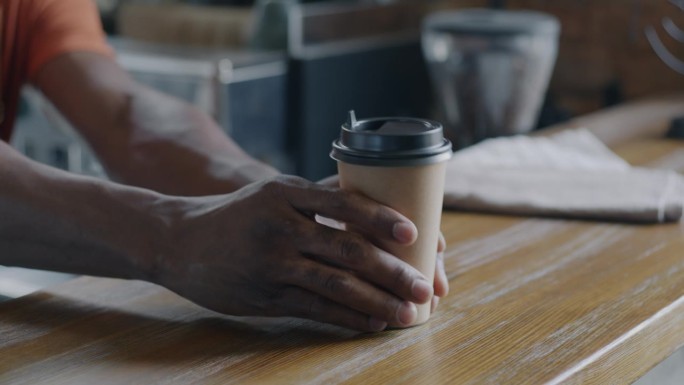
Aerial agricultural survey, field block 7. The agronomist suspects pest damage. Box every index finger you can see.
[279,178,418,245]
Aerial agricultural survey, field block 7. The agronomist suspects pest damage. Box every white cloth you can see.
[444,129,684,223]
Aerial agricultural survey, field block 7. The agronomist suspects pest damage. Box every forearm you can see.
[95,85,280,195]
[34,53,280,197]
[0,141,167,280]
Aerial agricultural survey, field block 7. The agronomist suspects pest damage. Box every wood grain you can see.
[2,96,684,384]
[541,93,684,147]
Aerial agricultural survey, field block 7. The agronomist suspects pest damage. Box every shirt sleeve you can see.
[26,0,114,81]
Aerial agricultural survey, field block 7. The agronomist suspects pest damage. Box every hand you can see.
[154,176,434,332]
[320,174,450,313]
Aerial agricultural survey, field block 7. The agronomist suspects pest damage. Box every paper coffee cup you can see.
[331,112,452,327]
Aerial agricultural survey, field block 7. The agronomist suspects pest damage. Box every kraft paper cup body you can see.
[337,161,448,326]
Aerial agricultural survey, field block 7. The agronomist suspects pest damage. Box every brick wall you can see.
[508,0,684,115]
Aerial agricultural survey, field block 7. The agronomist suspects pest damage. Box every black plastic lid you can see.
[330,112,452,167]
[424,9,560,37]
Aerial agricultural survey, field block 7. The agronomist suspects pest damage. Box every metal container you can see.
[423,9,560,148]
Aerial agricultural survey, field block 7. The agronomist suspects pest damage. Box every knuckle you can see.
[337,236,365,264]
[318,226,337,245]
[375,297,403,325]
[303,264,321,284]
[372,206,396,228]
[306,295,325,317]
[323,273,352,295]
[320,187,363,213]
[392,264,413,289]
[324,190,353,211]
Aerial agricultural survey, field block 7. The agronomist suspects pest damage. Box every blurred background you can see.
[12,0,684,184]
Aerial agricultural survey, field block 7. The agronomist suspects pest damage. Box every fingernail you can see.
[397,301,417,326]
[438,233,446,252]
[431,296,440,314]
[440,273,450,297]
[412,279,433,303]
[393,222,417,244]
[369,317,388,332]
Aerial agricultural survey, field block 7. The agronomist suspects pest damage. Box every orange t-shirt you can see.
[0,0,113,142]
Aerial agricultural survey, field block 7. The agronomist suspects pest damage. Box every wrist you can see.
[131,193,186,284]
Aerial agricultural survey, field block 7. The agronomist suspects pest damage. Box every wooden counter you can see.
[2,96,684,384]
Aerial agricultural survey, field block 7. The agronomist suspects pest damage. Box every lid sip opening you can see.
[348,110,358,130]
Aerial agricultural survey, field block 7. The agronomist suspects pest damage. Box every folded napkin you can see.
[444,129,684,223]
